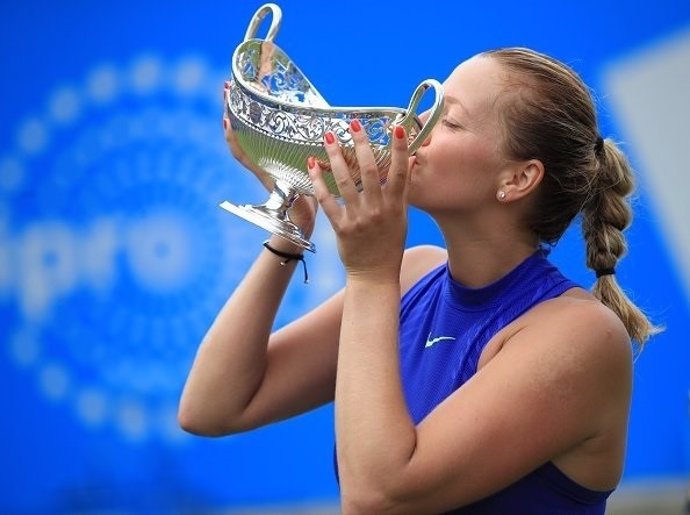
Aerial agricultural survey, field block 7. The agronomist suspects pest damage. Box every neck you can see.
[437,217,539,288]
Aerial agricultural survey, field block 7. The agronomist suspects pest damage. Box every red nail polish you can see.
[394,126,405,139]
[307,156,316,169]
[223,118,228,130]
[350,119,362,133]
[325,132,335,145]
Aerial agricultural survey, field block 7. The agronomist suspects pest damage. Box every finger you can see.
[307,156,341,224]
[386,125,410,199]
[223,80,230,114]
[323,130,359,204]
[349,119,383,203]
[222,82,231,136]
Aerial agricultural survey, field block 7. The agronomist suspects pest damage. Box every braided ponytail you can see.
[485,47,661,346]
[582,139,661,345]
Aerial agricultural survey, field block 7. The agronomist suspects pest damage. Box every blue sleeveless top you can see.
[397,249,614,513]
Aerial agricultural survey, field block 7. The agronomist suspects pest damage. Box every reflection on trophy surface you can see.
[221,3,445,252]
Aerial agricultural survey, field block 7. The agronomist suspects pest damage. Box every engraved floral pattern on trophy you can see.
[230,85,408,195]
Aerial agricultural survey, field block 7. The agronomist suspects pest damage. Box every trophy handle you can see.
[399,79,445,155]
[244,3,282,42]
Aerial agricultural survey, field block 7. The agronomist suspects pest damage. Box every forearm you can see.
[336,278,417,498]
[179,235,303,434]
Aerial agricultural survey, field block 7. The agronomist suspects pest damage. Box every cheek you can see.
[428,137,495,180]
[417,139,501,203]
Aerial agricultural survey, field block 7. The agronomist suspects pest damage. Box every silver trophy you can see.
[221,3,444,252]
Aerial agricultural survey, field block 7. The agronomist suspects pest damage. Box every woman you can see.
[179,48,658,514]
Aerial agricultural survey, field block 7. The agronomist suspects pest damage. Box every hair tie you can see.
[594,135,604,155]
[595,268,615,278]
[263,240,309,283]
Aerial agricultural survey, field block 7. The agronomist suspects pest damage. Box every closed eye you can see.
[442,118,463,130]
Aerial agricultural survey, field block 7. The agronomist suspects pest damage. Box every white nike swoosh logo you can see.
[424,334,456,348]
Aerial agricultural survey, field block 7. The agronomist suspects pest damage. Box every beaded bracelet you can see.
[263,240,309,283]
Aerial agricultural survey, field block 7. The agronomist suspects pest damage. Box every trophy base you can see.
[219,200,316,253]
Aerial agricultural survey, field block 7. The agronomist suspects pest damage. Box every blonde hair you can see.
[484,47,661,345]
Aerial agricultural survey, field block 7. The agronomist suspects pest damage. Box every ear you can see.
[497,159,544,202]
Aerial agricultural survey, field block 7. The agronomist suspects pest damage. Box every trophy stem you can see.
[265,178,299,212]
[219,179,316,253]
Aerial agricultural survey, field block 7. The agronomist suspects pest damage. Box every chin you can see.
[406,182,425,208]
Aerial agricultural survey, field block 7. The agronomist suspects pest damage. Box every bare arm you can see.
[178,242,445,436]
[178,236,344,435]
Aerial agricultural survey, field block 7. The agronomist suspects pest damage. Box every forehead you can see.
[442,56,507,113]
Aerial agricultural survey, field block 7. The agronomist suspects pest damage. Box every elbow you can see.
[341,494,382,515]
[341,485,406,515]
[177,397,262,436]
[339,467,428,515]
[341,497,399,515]
[177,405,215,436]
[341,500,376,515]
[177,401,238,437]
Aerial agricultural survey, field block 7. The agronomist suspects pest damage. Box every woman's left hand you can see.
[308,121,410,283]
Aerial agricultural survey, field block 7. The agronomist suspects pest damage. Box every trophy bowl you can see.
[221,3,445,252]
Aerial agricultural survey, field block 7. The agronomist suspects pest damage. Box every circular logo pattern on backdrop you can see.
[0,54,342,442]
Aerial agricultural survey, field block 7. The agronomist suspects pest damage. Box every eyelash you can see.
[442,118,463,130]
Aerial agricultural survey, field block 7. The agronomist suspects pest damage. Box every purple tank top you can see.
[397,249,613,513]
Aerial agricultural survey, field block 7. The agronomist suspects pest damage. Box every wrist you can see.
[263,239,309,284]
[265,235,306,256]
[346,270,400,289]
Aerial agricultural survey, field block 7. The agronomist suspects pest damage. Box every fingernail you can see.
[394,125,405,140]
[223,118,228,130]
[224,80,230,89]
[325,132,335,145]
[307,156,316,169]
[350,119,362,133]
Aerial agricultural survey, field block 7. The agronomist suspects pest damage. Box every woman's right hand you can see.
[222,81,318,241]
[223,81,273,191]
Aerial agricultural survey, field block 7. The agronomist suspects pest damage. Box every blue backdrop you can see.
[1,1,689,513]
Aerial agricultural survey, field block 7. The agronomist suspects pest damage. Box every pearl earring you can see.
[497,191,506,201]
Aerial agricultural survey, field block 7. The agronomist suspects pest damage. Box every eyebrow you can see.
[444,95,470,115]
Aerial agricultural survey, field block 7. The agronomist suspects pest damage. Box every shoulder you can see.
[505,294,632,396]
[532,293,631,351]
[400,245,447,295]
